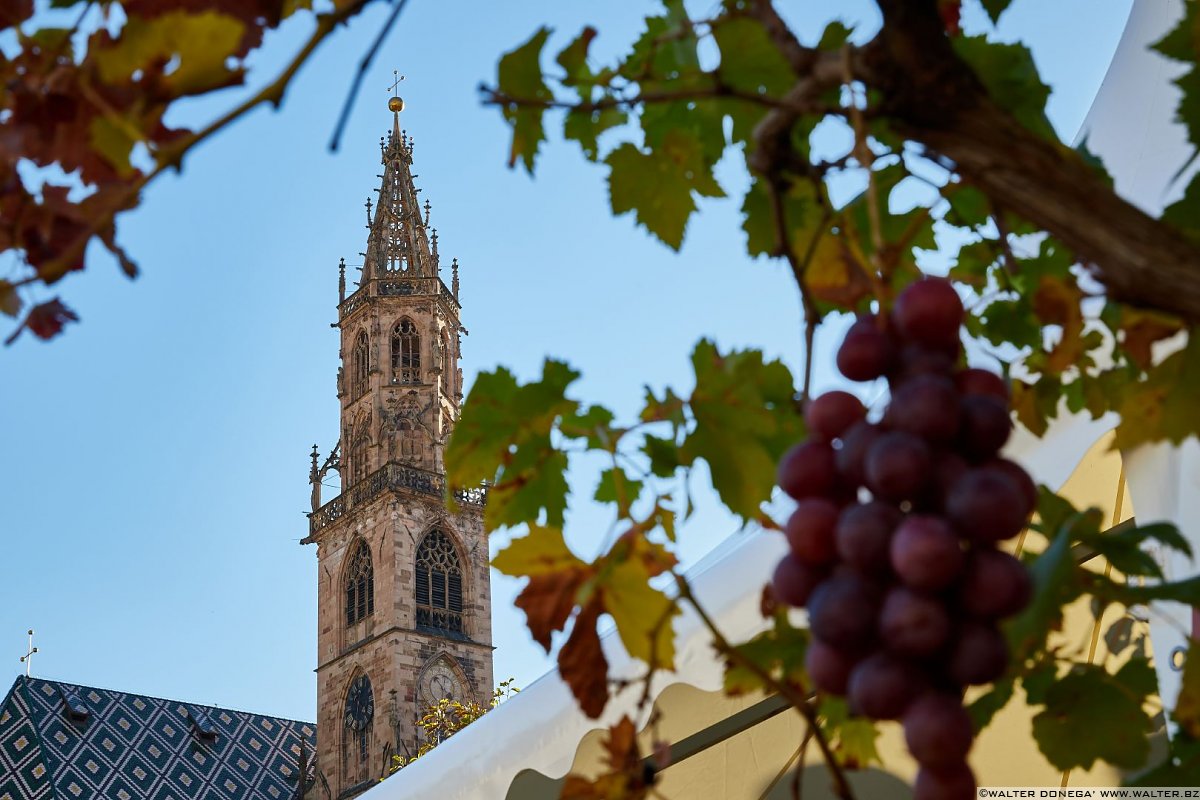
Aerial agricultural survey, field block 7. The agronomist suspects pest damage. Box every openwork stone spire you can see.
[363,103,435,280]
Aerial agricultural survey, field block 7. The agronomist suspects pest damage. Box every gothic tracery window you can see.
[345,540,374,627]
[352,330,369,398]
[391,319,420,384]
[415,531,464,635]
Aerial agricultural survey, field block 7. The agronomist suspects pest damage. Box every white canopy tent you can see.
[362,2,1200,796]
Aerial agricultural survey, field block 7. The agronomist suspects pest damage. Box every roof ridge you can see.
[18,676,314,727]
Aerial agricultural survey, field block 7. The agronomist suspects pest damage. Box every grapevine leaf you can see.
[1031,274,1084,376]
[493,525,591,650]
[594,467,643,516]
[642,434,683,478]
[978,0,1013,24]
[94,11,246,96]
[497,27,552,173]
[711,15,794,97]
[818,697,882,769]
[1118,307,1185,371]
[942,183,991,228]
[606,131,724,250]
[967,676,1015,732]
[602,556,678,666]
[1007,508,1083,661]
[556,26,596,88]
[1032,665,1153,770]
[1164,169,1200,242]
[447,360,579,529]
[804,232,873,310]
[681,340,804,519]
[741,178,821,259]
[0,281,20,318]
[564,107,626,161]
[723,614,808,695]
[558,600,609,717]
[89,116,138,179]
[1114,333,1200,450]
[952,36,1055,141]
[1153,3,1200,154]
[560,717,652,799]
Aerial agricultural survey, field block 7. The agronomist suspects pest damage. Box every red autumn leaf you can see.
[558,600,610,718]
[938,0,962,35]
[560,716,654,800]
[513,567,589,651]
[5,297,79,345]
[0,0,32,31]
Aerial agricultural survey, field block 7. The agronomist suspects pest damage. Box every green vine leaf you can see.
[605,131,724,250]
[497,26,553,173]
[1032,665,1154,771]
[681,340,804,519]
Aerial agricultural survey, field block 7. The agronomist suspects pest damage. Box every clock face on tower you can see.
[344,675,374,731]
[418,662,462,705]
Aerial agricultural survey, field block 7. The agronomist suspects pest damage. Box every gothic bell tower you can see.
[302,93,493,798]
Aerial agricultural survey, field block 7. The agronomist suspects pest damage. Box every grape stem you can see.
[673,574,857,800]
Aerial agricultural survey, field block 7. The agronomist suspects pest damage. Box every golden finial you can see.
[388,70,405,113]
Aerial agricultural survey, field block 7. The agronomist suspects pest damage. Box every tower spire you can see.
[363,87,436,282]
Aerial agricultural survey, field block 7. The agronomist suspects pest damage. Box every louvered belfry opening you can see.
[415,530,464,635]
[352,330,369,398]
[344,540,374,627]
[391,319,421,383]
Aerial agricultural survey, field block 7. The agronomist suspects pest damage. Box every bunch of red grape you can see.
[773,277,1035,800]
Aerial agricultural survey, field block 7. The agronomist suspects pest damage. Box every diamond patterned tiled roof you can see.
[0,677,315,800]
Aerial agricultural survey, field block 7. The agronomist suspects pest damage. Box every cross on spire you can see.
[19,629,37,677]
[388,70,405,94]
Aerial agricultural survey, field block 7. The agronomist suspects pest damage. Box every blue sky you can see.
[1,0,1133,722]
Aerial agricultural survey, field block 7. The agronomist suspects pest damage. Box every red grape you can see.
[948,621,1008,686]
[959,547,1032,619]
[865,431,932,501]
[777,441,837,500]
[837,317,894,381]
[904,693,974,768]
[785,499,840,566]
[890,343,958,386]
[771,300,1026,779]
[946,467,1030,542]
[836,501,901,574]
[914,763,976,800]
[891,515,964,591]
[805,390,867,441]
[808,572,881,649]
[956,367,1009,400]
[805,638,859,695]
[880,587,951,657]
[986,457,1038,515]
[893,277,964,352]
[836,421,881,487]
[847,653,923,720]
[958,394,1012,461]
[885,374,961,442]
[771,554,825,607]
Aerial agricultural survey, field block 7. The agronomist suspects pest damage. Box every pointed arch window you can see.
[345,541,374,627]
[352,331,369,398]
[391,320,420,384]
[415,531,464,635]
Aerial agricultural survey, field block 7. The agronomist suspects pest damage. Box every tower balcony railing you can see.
[308,461,487,534]
[339,275,459,319]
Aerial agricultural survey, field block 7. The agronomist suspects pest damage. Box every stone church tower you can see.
[302,96,493,798]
